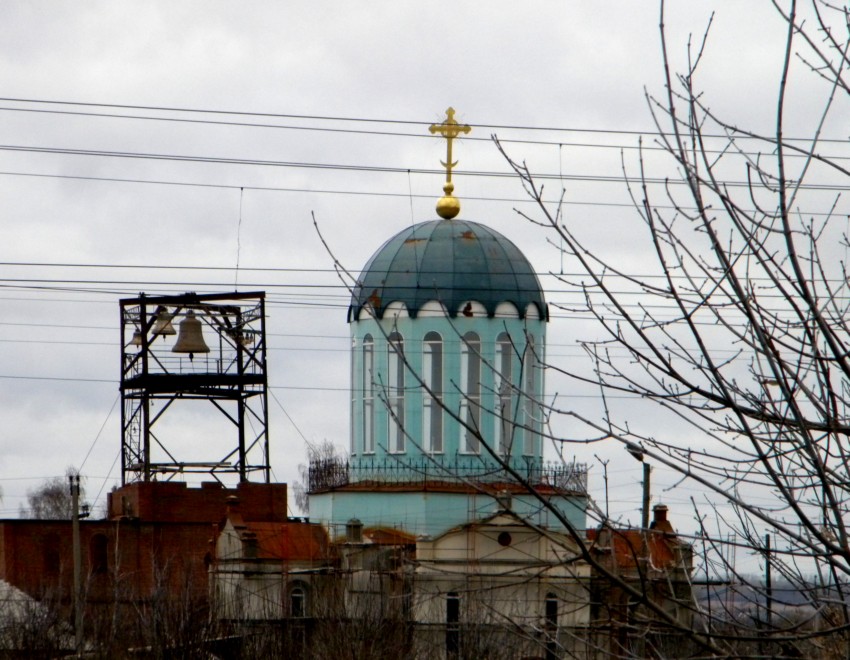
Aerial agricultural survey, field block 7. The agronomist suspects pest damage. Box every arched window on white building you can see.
[423,331,443,453]
[289,582,309,618]
[388,332,405,453]
[460,331,481,454]
[446,591,460,655]
[545,592,559,660]
[495,332,513,456]
[363,334,375,454]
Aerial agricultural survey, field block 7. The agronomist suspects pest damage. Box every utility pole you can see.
[756,532,773,658]
[765,533,773,628]
[594,455,610,520]
[624,443,651,529]
[641,462,651,530]
[70,474,83,654]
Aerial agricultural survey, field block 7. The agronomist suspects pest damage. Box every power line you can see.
[0,372,658,400]
[4,143,849,192]
[0,260,339,273]
[4,104,849,160]
[2,96,848,144]
[0,272,841,327]
[0,169,625,209]
[1,169,844,217]
[0,259,848,288]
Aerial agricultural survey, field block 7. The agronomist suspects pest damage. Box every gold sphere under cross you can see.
[429,107,471,219]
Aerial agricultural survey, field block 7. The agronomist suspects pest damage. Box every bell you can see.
[172,310,210,360]
[151,306,177,337]
[130,329,143,347]
[228,330,254,347]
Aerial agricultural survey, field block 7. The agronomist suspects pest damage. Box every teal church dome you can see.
[308,215,587,539]
[345,215,549,477]
[348,218,547,322]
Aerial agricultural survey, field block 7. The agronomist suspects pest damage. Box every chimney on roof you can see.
[495,490,512,512]
[346,518,363,543]
[650,503,674,534]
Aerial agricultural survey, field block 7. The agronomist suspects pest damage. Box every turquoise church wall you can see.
[348,311,547,477]
[309,489,587,539]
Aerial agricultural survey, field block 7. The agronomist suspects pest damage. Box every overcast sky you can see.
[0,1,843,546]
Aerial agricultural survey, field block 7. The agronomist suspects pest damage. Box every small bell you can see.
[130,329,143,347]
[151,306,177,337]
[172,310,210,361]
[229,330,254,347]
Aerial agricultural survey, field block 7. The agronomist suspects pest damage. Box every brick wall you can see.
[1,481,288,606]
[107,481,287,523]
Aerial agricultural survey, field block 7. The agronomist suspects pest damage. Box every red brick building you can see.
[587,504,695,658]
[0,481,288,611]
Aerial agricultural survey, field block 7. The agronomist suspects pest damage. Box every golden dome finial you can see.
[429,107,471,219]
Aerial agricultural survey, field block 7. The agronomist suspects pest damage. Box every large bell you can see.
[172,310,210,360]
[151,306,177,337]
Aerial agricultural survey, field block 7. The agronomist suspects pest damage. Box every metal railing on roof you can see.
[307,457,587,495]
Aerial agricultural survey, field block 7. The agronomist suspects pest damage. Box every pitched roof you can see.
[0,579,38,621]
[362,527,417,546]
[240,521,331,562]
[587,527,685,571]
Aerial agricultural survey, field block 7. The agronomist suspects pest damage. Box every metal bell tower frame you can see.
[119,291,270,485]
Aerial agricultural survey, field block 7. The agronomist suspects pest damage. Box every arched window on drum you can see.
[460,332,481,454]
[423,331,443,453]
[350,337,357,455]
[362,334,375,454]
[495,332,513,456]
[522,336,539,456]
[388,332,405,453]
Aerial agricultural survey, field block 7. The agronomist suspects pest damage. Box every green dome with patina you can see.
[348,218,547,321]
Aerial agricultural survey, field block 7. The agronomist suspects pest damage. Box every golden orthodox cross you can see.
[429,107,471,185]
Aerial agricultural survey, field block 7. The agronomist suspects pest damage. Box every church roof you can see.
[231,521,332,562]
[348,218,547,321]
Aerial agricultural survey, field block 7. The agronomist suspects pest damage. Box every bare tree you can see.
[20,467,83,520]
[292,439,345,514]
[317,221,708,655]
[498,0,850,655]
